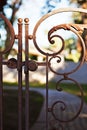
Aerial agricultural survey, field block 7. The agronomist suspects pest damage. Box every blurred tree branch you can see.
[0,0,22,24]
[0,0,22,58]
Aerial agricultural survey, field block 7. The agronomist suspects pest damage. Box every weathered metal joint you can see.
[24,60,38,73]
[7,58,17,69]
[64,74,68,80]
[28,60,38,71]
[28,35,33,40]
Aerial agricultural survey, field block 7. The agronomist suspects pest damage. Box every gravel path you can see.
[4,86,87,130]
[30,88,87,130]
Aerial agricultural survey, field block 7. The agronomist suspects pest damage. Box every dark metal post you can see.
[0,55,3,130]
[46,55,49,130]
[24,18,29,130]
[17,18,23,130]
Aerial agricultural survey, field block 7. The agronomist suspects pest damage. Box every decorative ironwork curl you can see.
[0,7,87,130]
[48,24,85,75]
[0,14,15,54]
[48,34,65,55]
[32,8,87,56]
[50,77,84,123]
[49,55,62,64]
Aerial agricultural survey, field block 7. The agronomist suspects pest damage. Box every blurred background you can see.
[0,0,87,83]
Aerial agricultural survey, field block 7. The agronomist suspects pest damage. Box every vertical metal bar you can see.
[24,18,29,130]
[46,55,49,130]
[0,55,3,130]
[17,18,23,130]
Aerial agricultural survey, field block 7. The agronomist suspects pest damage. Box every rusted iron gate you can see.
[0,8,87,130]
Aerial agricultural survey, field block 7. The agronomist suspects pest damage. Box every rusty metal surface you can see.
[0,8,87,130]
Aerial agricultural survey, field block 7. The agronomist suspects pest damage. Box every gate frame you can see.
[0,7,87,130]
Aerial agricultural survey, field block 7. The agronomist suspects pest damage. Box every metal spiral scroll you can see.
[50,77,84,123]
[32,7,87,56]
[0,14,15,54]
[48,24,85,75]
[47,13,85,123]
[32,8,87,126]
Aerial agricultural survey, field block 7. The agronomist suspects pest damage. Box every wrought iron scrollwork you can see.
[52,77,84,122]
[0,7,87,130]
[48,23,85,75]
[32,7,87,129]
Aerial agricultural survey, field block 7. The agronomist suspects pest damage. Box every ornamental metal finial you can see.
[18,18,23,23]
[24,18,29,23]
